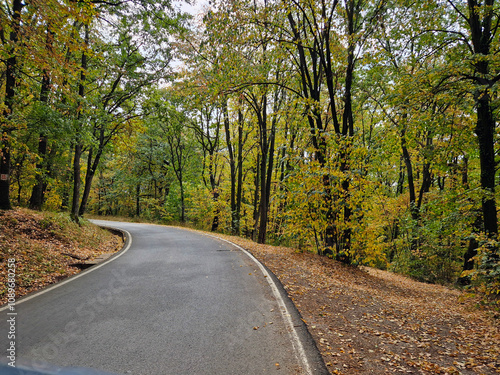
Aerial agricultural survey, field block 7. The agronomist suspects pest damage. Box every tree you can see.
[0,0,23,210]
[147,94,199,223]
[279,0,384,261]
[70,22,90,223]
[69,0,188,221]
[447,0,499,240]
[189,99,223,231]
[26,0,77,210]
[222,99,247,235]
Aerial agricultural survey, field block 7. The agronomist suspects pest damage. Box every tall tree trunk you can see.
[29,24,54,210]
[60,146,73,211]
[180,170,185,223]
[71,24,89,223]
[258,91,279,244]
[397,157,405,195]
[468,0,498,240]
[417,162,432,210]
[79,147,94,217]
[475,93,498,237]
[260,116,276,243]
[166,129,186,223]
[400,125,418,220]
[275,120,296,235]
[235,109,244,235]
[0,0,23,210]
[462,156,469,188]
[252,154,260,241]
[29,134,48,210]
[337,13,356,261]
[257,94,269,244]
[223,101,238,234]
[0,127,12,210]
[211,188,220,231]
[209,152,219,231]
[136,183,140,217]
[71,144,83,222]
[79,143,105,217]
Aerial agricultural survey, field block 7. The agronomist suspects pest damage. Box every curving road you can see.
[1,221,327,375]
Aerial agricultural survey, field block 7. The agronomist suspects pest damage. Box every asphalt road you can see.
[1,221,327,374]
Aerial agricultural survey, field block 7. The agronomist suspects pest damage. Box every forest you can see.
[0,0,499,298]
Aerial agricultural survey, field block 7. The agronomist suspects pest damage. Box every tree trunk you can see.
[79,141,106,217]
[211,190,219,231]
[235,109,244,235]
[71,144,82,222]
[29,134,48,210]
[462,156,469,188]
[417,161,432,210]
[257,94,269,244]
[252,154,260,241]
[78,148,95,217]
[71,24,89,223]
[0,141,12,210]
[401,126,418,220]
[467,0,498,241]
[180,170,185,222]
[0,0,23,210]
[397,157,405,195]
[275,121,296,235]
[457,213,482,286]
[475,94,498,237]
[223,101,238,234]
[29,25,54,211]
[136,183,140,217]
[60,146,73,211]
[337,17,356,261]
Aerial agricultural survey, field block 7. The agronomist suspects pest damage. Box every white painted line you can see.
[0,227,132,311]
[204,234,313,375]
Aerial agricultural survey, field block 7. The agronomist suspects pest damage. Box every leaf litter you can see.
[0,208,123,306]
[205,231,500,375]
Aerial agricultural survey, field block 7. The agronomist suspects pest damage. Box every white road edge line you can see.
[0,227,132,312]
[204,234,314,375]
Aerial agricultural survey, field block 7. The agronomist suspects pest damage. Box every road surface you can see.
[1,221,327,374]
